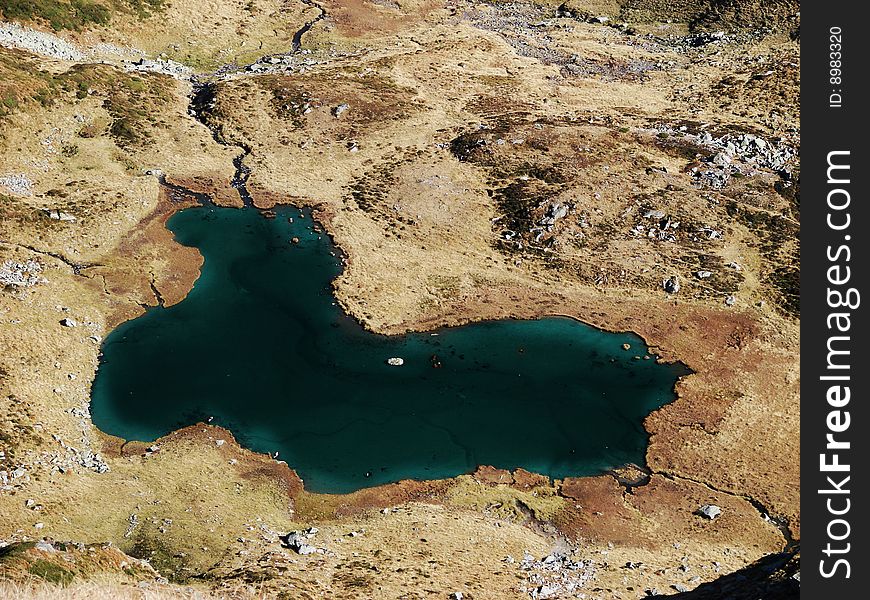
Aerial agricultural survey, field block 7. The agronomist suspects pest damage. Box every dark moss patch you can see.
[449,120,608,262]
[347,160,399,214]
[488,165,570,248]
[343,152,426,240]
[692,253,744,298]
[0,0,165,31]
[28,559,75,585]
[257,71,417,134]
[0,541,37,559]
[725,200,799,317]
[765,265,799,316]
[127,530,191,583]
[0,0,110,31]
[774,169,799,219]
[0,53,173,149]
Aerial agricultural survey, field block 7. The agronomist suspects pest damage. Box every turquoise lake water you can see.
[90,205,688,493]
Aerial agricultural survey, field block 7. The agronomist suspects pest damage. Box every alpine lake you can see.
[90,205,689,493]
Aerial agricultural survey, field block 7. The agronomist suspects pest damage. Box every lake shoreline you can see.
[92,196,688,493]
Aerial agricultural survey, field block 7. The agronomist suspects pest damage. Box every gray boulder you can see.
[698,504,722,520]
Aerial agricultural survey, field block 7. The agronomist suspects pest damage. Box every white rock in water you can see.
[386,357,404,366]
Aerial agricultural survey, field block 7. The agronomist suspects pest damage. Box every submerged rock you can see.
[386,357,404,366]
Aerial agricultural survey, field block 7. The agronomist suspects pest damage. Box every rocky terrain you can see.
[1,0,799,598]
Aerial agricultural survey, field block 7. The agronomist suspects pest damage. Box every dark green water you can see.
[90,205,688,493]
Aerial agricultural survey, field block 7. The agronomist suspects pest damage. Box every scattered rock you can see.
[672,583,690,592]
[333,103,350,118]
[280,531,320,555]
[539,201,569,227]
[60,318,77,328]
[126,58,191,79]
[520,552,595,598]
[1,259,44,289]
[683,31,727,47]
[725,295,736,306]
[695,270,713,279]
[35,539,55,553]
[0,173,33,196]
[663,276,680,294]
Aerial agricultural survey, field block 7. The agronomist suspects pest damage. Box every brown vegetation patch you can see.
[318,0,441,39]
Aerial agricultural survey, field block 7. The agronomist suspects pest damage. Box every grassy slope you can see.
[0,0,163,32]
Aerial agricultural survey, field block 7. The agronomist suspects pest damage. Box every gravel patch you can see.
[0,174,34,196]
[0,21,85,61]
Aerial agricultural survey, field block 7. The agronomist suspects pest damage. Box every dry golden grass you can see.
[0,579,240,599]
